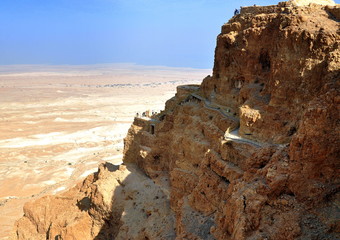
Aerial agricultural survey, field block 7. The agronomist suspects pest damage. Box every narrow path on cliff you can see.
[224,128,262,147]
[191,93,239,122]
[192,93,261,147]
[224,129,288,148]
[190,93,287,148]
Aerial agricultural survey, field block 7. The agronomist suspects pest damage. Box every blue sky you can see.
[0,0,338,68]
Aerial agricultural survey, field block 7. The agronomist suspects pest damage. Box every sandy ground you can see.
[0,64,210,239]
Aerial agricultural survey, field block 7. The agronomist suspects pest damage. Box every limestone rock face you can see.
[13,2,339,240]
[123,3,339,240]
[201,2,339,145]
[289,0,336,6]
[12,163,175,240]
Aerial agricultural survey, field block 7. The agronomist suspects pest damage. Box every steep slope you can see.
[13,163,175,240]
[124,2,340,239]
[13,1,339,240]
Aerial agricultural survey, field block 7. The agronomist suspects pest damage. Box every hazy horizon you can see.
[0,63,212,75]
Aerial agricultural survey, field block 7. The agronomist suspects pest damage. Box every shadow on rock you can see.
[94,163,176,240]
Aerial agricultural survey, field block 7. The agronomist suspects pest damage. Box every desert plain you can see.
[0,64,210,239]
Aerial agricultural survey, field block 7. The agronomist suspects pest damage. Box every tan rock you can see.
[289,0,336,6]
[13,2,340,240]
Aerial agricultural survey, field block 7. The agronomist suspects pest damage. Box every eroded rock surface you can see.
[13,163,175,240]
[13,2,339,240]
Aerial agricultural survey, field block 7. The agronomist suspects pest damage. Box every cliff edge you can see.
[13,1,339,240]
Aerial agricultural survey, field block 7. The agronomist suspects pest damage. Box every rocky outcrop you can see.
[13,1,339,240]
[123,2,339,239]
[289,0,336,6]
[13,163,175,239]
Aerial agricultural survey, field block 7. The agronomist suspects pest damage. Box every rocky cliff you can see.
[13,1,339,240]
